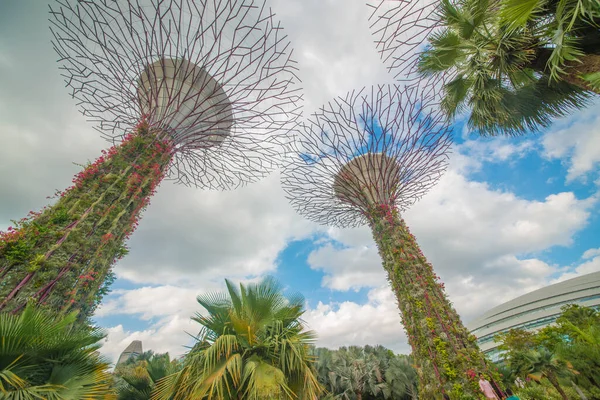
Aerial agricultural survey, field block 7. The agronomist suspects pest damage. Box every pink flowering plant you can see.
[367,202,502,399]
[0,122,172,318]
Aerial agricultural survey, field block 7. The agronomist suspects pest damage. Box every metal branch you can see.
[366,0,452,98]
[49,0,302,190]
[282,84,452,228]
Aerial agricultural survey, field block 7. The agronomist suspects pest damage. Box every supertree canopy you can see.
[0,0,300,318]
[367,0,439,80]
[282,84,502,399]
[366,0,450,103]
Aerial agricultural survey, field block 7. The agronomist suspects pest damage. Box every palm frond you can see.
[500,0,548,30]
[156,276,322,399]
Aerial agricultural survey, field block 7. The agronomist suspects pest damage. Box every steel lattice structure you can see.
[366,0,450,101]
[282,84,451,228]
[50,0,301,189]
[281,83,503,399]
[366,0,440,79]
[0,0,300,318]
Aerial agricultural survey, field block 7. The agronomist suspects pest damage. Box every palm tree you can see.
[381,356,418,400]
[418,0,598,135]
[328,346,384,400]
[515,348,574,400]
[0,303,115,399]
[313,345,417,400]
[115,352,181,400]
[153,277,322,400]
[313,347,339,395]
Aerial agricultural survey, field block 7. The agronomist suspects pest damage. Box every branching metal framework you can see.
[0,0,300,317]
[366,0,449,98]
[282,84,451,228]
[50,0,302,190]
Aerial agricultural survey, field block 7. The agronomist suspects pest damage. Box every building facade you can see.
[466,271,600,362]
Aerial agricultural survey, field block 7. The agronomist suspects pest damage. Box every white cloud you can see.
[550,248,600,284]
[269,0,392,112]
[454,137,535,174]
[100,317,197,364]
[308,242,383,290]
[97,280,235,363]
[306,166,594,292]
[407,171,594,271]
[96,285,205,321]
[115,171,319,285]
[583,248,600,260]
[304,286,409,353]
[542,103,600,183]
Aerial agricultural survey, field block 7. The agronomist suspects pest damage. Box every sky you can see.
[1,0,600,364]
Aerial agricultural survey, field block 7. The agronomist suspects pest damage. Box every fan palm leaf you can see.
[0,304,115,399]
[152,277,322,400]
[418,0,597,135]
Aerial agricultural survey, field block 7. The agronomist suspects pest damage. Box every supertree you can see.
[0,0,301,319]
[281,84,502,399]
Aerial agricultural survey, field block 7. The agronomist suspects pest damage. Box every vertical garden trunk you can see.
[368,204,500,399]
[0,122,172,319]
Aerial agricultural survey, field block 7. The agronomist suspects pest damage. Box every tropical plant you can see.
[153,277,322,400]
[381,355,418,400]
[515,382,585,400]
[313,345,417,400]
[553,306,600,393]
[327,346,384,400]
[512,348,574,400]
[0,304,115,399]
[114,352,182,400]
[497,305,600,397]
[418,0,599,135]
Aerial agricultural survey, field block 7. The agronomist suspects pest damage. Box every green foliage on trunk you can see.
[0,122,171,319]
[368,204,500,399]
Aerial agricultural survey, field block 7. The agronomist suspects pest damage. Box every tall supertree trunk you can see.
[0,122,172,318]
[368,204,500,399]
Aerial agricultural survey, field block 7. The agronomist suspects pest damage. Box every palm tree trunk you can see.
[532,49,600,94]
[560,54,600,94]
[545,371,569,400]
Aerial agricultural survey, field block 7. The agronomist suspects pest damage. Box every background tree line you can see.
[312,345,418,400]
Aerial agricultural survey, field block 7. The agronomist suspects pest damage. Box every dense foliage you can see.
[369,204,501,399]
[153,277,322,400]
[495,304,600,399]
[0,122,171,318]
[114,351,182,400]
[313,345,418,400]
[0,304,115,399]
[419,0,599,135]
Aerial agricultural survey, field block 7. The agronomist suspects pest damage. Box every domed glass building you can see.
[467,271,600,362]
